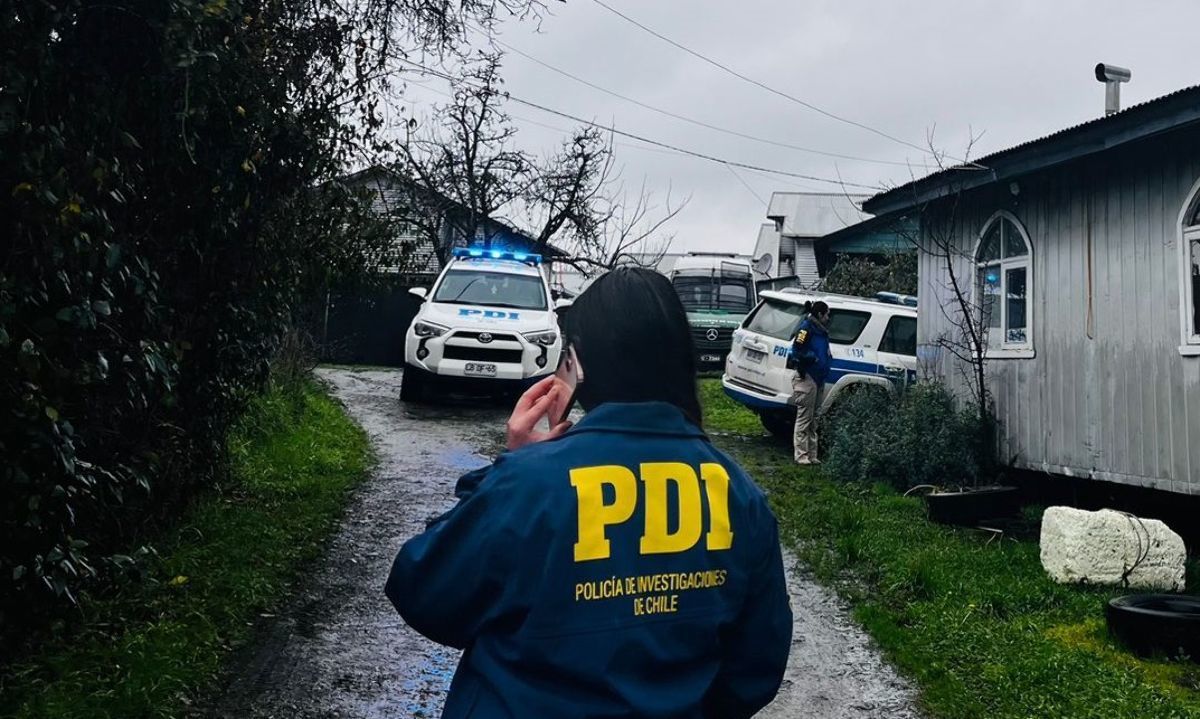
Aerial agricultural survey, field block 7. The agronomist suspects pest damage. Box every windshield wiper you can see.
[449,277,484,302]
[484,301,540,310]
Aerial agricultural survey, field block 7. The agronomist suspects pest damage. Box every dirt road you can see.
[208,367,921,718]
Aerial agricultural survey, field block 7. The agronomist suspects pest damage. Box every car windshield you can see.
[433,269,548,310]
[744,299,806,340]
[672,274,753,313]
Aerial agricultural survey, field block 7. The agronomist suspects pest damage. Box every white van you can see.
[402,248,563,401]
[721,289,918,438]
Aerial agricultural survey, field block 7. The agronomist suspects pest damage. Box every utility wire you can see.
[391,57,885,191]
[589,0,984,169]
[473,25,933,170]
[723,163,767,205]
[408,70,771,162]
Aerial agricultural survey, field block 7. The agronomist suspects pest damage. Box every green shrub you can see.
[821,252,918,297]
[824,382,982,491]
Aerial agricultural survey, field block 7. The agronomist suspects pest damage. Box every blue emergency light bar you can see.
[874,291,918,307]
[452,247,542,264]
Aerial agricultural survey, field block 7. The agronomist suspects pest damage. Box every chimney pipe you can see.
[1095,63,1132,116]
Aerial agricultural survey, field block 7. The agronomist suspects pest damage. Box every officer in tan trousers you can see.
[787,300,832,465]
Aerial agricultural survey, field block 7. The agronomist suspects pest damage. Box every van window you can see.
[880,315,917,356]
[827,310,870,344]
[672,274,754,313]
[743,299,806,340]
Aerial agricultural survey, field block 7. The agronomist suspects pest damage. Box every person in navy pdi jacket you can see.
[786,301,832,466]
[386,267,792,718]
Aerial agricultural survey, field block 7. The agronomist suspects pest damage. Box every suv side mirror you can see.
[554,298,573,311]
[408,287,428,300]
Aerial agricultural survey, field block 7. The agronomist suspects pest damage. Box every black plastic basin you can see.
[1106,594,1200,659]
[923,485,1020,526]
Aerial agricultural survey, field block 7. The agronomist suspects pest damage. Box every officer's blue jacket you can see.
[386,401,792,719]
[790,318,832,386]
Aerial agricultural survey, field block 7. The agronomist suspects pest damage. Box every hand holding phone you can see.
[550,345,583,425]
[506,376,572,451]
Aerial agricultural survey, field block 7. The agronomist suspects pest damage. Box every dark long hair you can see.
[804,300,829,317]
[563,267,703,427]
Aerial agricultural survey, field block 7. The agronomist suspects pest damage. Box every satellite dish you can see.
[753,253,774,275]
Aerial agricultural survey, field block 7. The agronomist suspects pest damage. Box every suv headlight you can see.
[413,320,448,338]
[523,330,558,346]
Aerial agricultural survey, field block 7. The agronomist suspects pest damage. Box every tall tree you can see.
[394,52,532,264]
[392,54,685,271]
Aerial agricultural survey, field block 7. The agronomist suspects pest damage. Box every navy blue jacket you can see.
[789,318,832,386]
[385,402,792,718]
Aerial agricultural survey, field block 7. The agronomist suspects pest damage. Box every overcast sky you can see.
[398,0,1200,254]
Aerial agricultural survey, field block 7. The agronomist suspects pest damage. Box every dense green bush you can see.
[823,382,984,491]
[821,252,918,297]
[0,0,411,642]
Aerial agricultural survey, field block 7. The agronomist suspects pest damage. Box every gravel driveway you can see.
[206,367,922,718]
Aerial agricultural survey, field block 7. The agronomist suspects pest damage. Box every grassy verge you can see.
[699,379,1200,719]
[1,378,371,719]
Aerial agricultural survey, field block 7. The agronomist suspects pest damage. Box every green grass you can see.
[697,378,764,437]
[700,378,1200,719]
[1,379,372,719]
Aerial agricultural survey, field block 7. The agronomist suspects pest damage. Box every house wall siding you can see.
[918,129,1200,493]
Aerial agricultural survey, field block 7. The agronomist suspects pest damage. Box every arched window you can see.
[1180,183,1200,348]
[975,212,1033,353]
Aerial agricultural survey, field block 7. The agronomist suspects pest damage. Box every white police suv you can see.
[721,289,918,438]
[401,248,563,402]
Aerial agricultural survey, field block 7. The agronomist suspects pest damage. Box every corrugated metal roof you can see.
[866,84,1200,214]
[765,192,871,238]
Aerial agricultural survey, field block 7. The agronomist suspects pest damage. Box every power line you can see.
[723,163,767,205]
[588,0,983,169]
[473,25,934,170]
[391,57,884,191]
[407,68,773,163]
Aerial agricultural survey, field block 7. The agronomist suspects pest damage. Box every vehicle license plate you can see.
[700,354,722,363]
[464,362,497,377]
[745,349,766,364]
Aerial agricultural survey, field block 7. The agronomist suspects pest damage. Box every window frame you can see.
[826,309,871,345]
[1177,176,1200,356]
[972,210,1035,359]
[879,314,918,357]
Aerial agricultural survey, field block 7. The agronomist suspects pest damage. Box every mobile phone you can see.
[552,345,583,424]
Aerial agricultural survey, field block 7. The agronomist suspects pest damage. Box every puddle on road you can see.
[436,446,490,472]
[396,651,457,718]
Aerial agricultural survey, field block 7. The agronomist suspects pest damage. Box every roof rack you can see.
[772,287,918,308]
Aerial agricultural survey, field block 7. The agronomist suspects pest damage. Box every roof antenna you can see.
[1095,63,1132,116]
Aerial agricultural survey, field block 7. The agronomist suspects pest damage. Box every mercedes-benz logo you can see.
[705,328,720,342]
[478,332,494,344]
